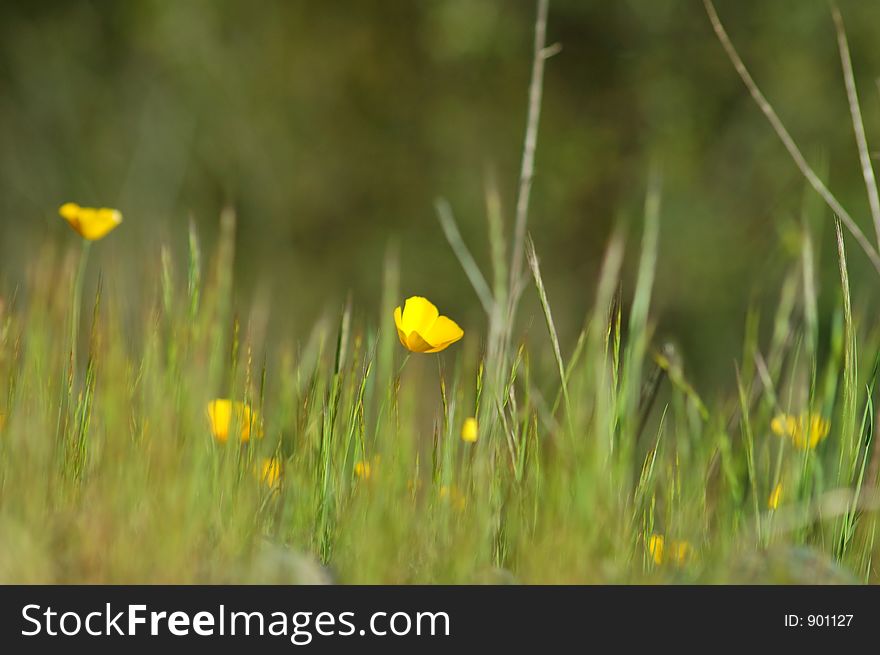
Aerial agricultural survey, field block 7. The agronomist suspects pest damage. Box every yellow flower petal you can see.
[804,415,830,449]
[770,415,790,437]
[207,399,232,441]
[405,330,435,353]
[59,202,80,220]
[257,457,282,488]
[771,412,829,450]
[59,203,122,241]
[648,534,664,565]
[423,315,464,352]
[647,533,691,566]
[401,296,439,336]
[393,296,464,354]
[354,455,381,481]
[768,482,783,510]
[393,306,408,345]
[461,417,478,443]
[207,399,260,443]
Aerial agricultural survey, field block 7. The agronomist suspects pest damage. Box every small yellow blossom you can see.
[207,399,261,443]
[354,461,372,480]
[393,296,463,354]
[256,457,282,488]
[59,202,123,241]
[768,482,783,510]
[439,485,467,511]
[648,534,691,566]
[354,456,380,481]
[461,417,478,443]
[771,412,830,450]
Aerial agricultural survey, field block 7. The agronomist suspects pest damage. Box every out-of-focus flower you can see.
[648,534,691,566]
[354,456,380,481]
[768,482,783,510]
[461,417,479,443]
[257,457,282,488]
[771,412,830,450]
[59,202,123,241]
[207,399,261,443]
[393,296,463,353]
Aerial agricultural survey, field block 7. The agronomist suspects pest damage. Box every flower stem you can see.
[70,240,91,383]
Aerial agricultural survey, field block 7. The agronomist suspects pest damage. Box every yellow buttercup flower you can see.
[207,399,261,443]
[648,534,691,566]
[768,482,783,510]
[461,417,478,443]
[393,296,463,354]
[59,202,123,241]
[354,455,380,481]
[770,412,830,450]
[256,457,282,488]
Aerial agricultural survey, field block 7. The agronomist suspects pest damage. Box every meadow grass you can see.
[1,0,880,584]
[1,180,878,584]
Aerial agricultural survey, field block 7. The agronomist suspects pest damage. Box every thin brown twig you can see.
[703,0,880,275]
[832,6,880,250]
[509,0,551,307]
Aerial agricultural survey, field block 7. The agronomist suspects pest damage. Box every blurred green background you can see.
[1,0,879,387]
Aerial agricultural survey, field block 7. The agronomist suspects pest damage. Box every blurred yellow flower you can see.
[354,456,380,481]
[207,399,261,443]
[59,202,123,241]
[648,534,691,566]
[768,482,783,510]
[771,412,829,450]
[461,417,478,443]
[439,485,467,511]
[257,457,282,488]
[393,296,463,353]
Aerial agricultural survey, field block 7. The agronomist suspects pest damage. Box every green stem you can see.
[70,240,91,382]
[55,239,90,470]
